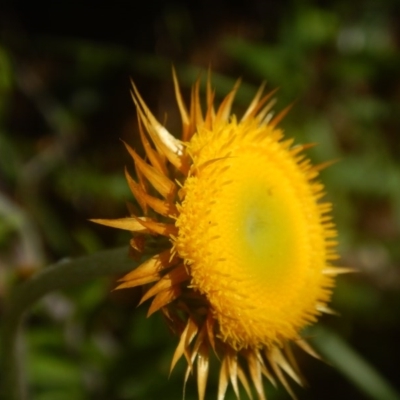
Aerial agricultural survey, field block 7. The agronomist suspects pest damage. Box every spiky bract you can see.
[93,71,346,400]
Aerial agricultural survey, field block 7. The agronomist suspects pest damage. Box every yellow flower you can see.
[93,71,346,400]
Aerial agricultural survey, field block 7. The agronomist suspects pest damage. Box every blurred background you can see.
[0,1,399,399]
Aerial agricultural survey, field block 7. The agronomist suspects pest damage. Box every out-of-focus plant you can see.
[0,2,400,400]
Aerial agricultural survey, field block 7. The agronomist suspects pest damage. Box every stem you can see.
[1,246,137,400]
[312,326,400,400]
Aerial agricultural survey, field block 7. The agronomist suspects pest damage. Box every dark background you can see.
[0,1,399,399]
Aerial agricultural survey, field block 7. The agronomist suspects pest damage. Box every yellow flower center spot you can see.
[232,164,297,287]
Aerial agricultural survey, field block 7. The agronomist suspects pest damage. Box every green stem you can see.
[312,326,400,400]
[1,246,137,400]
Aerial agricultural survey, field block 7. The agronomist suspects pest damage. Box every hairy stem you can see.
[1,246,136,400]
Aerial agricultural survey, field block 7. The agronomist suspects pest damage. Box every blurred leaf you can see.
[28,353,82,389]
[291,7,338,48]
[312,327,400,400]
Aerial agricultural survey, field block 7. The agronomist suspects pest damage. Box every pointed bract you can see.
[92,71,345,400]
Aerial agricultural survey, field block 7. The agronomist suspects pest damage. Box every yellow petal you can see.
[90,217,151,233]
[140,265,189,304]
[147,285,181,316]
[116,249,178,289]
[123,141,176,199]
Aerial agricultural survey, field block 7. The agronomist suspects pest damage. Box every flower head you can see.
[93,70,345,400]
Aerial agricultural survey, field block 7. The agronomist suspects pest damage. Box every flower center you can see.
[238,181,295,286]
[175,121,331,350]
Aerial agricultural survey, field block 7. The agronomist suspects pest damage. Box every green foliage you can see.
[0,1,399,399]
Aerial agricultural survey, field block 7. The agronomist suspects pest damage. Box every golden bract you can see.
[93,71,345,400]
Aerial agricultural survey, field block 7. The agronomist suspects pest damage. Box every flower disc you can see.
[175,119,334,350]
